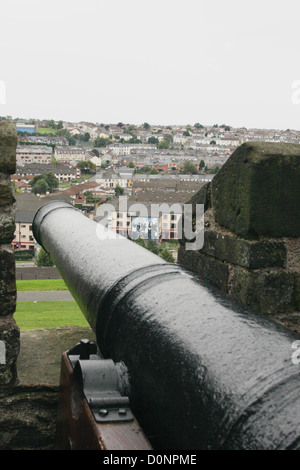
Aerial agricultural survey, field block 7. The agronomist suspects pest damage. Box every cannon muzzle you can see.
[33,201,300,450]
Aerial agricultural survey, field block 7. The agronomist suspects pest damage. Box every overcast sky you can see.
[1,0,300,130]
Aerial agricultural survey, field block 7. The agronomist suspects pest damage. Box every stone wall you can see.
[0,123,95,449]
[0,122,19,387]
[178,142,300,330]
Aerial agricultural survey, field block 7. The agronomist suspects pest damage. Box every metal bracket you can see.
[67,339,134,424]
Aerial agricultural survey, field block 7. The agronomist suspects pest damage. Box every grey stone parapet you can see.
[178,142,300,321]
[0,121,19,387]
[212,142,300,239]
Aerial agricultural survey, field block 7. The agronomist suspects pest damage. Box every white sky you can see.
[1,0,300,129]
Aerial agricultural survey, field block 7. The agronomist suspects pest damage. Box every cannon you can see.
[33,200,300,450]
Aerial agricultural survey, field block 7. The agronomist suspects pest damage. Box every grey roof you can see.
[14,193,45,212]
[15,210,35,224]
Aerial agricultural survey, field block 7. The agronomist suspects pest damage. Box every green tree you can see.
[114,185,124,197]
[159,249,174,263]
[32,179,49,195]
[158,140,169,149]
[94,137,110,147]
[128,162,135,168]
[147,240,159,255]
[182,161,198,174]
[199,160,205,170]
[56,128,76,145]
[36,248,54,267]
[91,148,99,157]
[143,122,150,129]
[148,136,159,145]
[77,161,96,173]
[194,123,204,129]
[134,238,146,248]
[128,135,141,144]
[183,130,190,136]
[42,172,59,191]
[163,133,173,143]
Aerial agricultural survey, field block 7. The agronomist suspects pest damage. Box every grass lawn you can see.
[16,279,68,291]
[38,127,56,135]
[15,301,89,330]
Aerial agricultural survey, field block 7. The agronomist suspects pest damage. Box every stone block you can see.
[0,205,15,244]
[229,266,295,315]
[295,272,300,311]
[0,173,15,206]
[179,182,211,247]
[178,246,229,292]
[202,229,287,269]
[212,142,300,238]
[0,245,16,316]
[0,122,17,174]
[0,315,20,386]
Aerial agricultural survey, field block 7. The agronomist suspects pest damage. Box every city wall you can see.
[178,142,300,332]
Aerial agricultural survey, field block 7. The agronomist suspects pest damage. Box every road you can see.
[16,262,36,268]
[17,291,74,302]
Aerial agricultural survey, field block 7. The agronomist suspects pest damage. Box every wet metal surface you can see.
[33,201,300,450]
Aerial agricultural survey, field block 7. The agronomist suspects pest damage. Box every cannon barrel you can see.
[33,201,300,450]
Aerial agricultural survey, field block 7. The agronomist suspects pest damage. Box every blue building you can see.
[16,123,36,133]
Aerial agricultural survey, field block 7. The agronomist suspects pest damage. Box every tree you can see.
[30,171,58,193]
[77,161,96,173]
[36,248,54,267]
[210,140,216,145]
[194,123,204,129]
[199,160,205,171]
[32,179,49,195]
[135,238,146,248]
[128,162,135,168]
[158,140,169,149]
[56,128,76,145]
[147,240,159,255]
[159,249,174,263]
[183,130,190,136]
[143,122,150,129]
[182,161,198,174]
[83,132,90,142]
[128,135,141,144]
[94,137,110,147]
[42,172,59,191]
[148,136,159,145]
[91,148,99,157]
[163,134,173,144]
[114,185,124,197]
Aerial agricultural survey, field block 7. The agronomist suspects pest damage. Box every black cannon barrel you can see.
[33,201,300,450]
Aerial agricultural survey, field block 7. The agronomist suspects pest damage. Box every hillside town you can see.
[7,116,300,261]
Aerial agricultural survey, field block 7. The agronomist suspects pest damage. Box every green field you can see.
[38,127,56,135]
[16,279,68,291]
[15,301,89,330]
